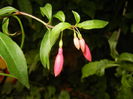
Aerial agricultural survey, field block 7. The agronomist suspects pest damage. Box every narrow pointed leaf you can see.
[117,53,133,62]
[40,30,51,69]
[40,3,52,21]
[72,10,80,24]
[54,11,65,22]
[0,72,16,78]
[82,59,118,78]
[0,32,29,88]
[108,31,119,59]
[0,6,17,17]
[77,20,108,30]
[2,18,9,34]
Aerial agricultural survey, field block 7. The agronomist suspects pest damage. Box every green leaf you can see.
[40,22,71,69]
[0,72,16,78]
[54,11,65,22]
[72,10,80,24]
[50,22,71,46]
[2,18,9,34]
[40,30,51,69]
[108,31,119,59]
[120,63,133,72]
[0,32,29,88]
[117,53,133,62]
[77,20,108,30]
[82,59,118,78]
[40,3,52,21]
[17,0,32,14]
[0,6,17,17]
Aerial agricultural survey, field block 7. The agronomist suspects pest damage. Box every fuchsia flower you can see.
[83,44,92,61]
[73,37,80,50]
[79,38,86,52]
[54,48,64,77]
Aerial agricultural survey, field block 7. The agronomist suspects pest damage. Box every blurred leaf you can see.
[108,31,119,59]
[116,73,133,99]
[120,63,133,72]
[0,6,17,17]
[25,50,40,73]
[0,72,16,78]
[40,3,52,22]
[59,90,70,99]
[40,30,51,69]
[54,11,65,22]
[121,73,133,88]
[82,59,118,78]
[117,53,133,62]
[72,10,80,24]
[77,20,108,30]
[0,32,29,88]
[17,0,32,14]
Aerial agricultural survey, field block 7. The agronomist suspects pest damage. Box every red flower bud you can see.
[73,37,80,50]
[79,38,86,52]
[83,44,92,61]
[54,48,64,77]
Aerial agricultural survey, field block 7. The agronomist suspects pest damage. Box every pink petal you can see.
[54,48,64,77]
[83,44,92,61]
[73,37,80,50]
[79,38,86,52]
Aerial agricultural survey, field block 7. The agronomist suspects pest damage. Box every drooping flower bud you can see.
[79,38,86,53]
[54,48,64,77]
[83,44,92,61]
[73,37,80,50]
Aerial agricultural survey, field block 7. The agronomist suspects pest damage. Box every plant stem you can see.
[15,11,54,28]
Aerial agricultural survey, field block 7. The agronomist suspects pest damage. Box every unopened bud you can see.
[73,37,80,50]
[54,48,64,77]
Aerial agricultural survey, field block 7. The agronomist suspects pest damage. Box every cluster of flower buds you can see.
[54,31,92,77]
[73,33,92,62]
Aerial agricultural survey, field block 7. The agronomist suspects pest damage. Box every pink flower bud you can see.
[73,37,80,50]
[54,48,64,77]
[83,44,92,61]
[79,38,86,52]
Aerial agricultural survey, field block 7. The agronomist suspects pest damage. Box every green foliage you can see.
[2,17,10,35]
[40,30,51,69]
[0,6,17,17]
[82,59,118,78]
[0,0,133,99]
[54,11,65,22]
[50,22,71,45]
[117,53,133,62]
[77,20,108,30]
[0,32,29,88]
[40,3,52,22]
[72,10,80,24]
[108,31,119,59]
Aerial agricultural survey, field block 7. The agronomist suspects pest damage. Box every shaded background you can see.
[0,0,133,99]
